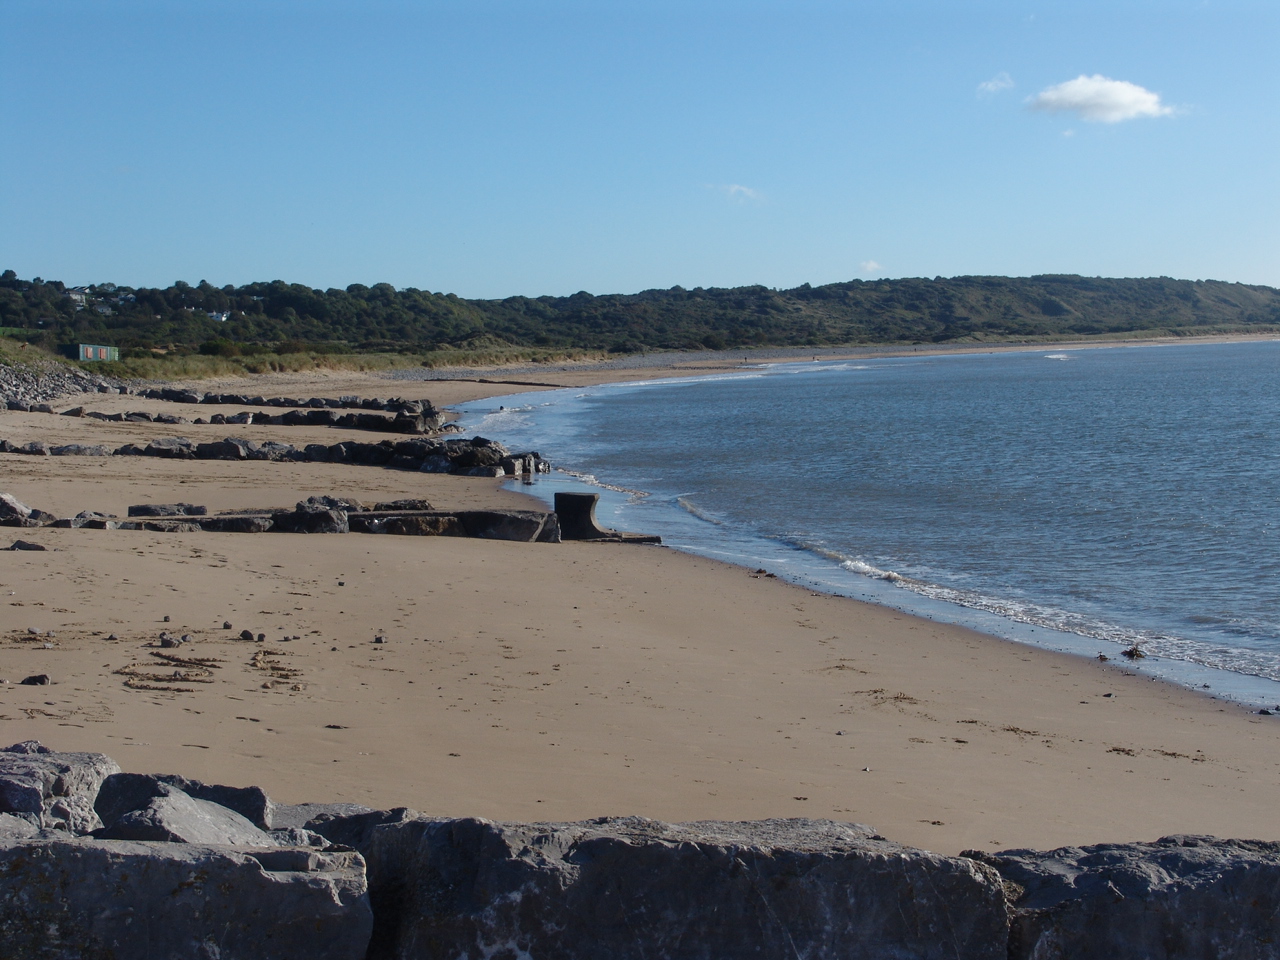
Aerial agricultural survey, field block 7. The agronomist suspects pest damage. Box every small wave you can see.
[552,468,650,498]
[1043,354,1073,361]
[677,497,725,525]
[832,559,1280,683]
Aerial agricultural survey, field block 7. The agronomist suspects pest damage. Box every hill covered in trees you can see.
[2,269,1278,357]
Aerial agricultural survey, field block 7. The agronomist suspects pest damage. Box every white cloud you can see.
[724,183,760,202]
[1029,74,1173,123]
[860,260,882,273]
[977,72,1014,95]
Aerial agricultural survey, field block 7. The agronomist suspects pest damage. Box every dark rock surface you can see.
[971,835,1280,960]
[127,502,208,517]
[334,814,1010,960]
[96,789,275,846]
[0,741,121,833]
[0,838,372,960]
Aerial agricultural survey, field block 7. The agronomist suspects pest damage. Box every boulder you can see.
[0,837,372,959]
[971,835,1280,960]
[196,436,256,459]
[95,787,274,847]
[272,506,349,534]
[338,815,1009,960]
[59,406,85,417]
[0,741,121,833]
[19,441,50,456]
[127,503,208,517]
[249,440,298,461]
[0,493,33,524]
[6,540,46,551]
[96,771,275,832]
[144,437,196,458]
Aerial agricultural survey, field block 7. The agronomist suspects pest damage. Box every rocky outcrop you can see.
[334,815,1010,960]
[970,835,1280,960]
[0,741,120,834]
[0,838,372,960]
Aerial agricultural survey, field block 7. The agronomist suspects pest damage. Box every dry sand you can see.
[1,363,1278,856]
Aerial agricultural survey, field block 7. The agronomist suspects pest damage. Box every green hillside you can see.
[3,269,1277,356]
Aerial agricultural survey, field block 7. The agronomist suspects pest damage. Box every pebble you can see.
[223,621,232,630]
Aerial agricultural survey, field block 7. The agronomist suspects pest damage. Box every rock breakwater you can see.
[1,742,1277,960]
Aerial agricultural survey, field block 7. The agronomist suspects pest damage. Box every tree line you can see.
[3,269,1278,355]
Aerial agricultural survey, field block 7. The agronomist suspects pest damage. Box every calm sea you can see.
[456,341,1280,706]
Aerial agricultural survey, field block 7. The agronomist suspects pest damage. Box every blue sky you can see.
[2,0,1276,297]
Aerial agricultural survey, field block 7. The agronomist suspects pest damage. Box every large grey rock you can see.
[340,815,1009,960]
[96,785,275,846]
[971,835,1280,960]
[0,837,372,959]
[0,741,121,834]
[144,436,196,458]
[0,742,120,834]
[272,505,349,533]
[0,493,33,523]
[195,436,256,459]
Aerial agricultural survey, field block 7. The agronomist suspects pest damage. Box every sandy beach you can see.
[2,357,1278,857]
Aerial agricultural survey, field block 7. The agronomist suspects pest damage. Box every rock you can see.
[138,520,202,532]
[201,515,274,533]
[30,403,54,414]
[159,634,184,648]
[249,440,297,461]
[18,441,50,456]
[272,505,349,534]
[96,771,275,831]
[6,540,46,551]
[971,835,1280,960]
[143,437,196,458]
[0,493,33,523]
[0,741,121,833]
[49,443,112,456]
[351,514,468,537]
[6,400,29,411]
[127,502,208,517]
[0,812,39,839]
[224,621,233,629]
[372,499,433,511]
[240,629,256,641]
[59,406,86,417]
[338,814,1009,960]
[18,675,49,686]
[0,837,372,960]
[95,787,275,847]
[195,436,256,459]
[298,495,364,513]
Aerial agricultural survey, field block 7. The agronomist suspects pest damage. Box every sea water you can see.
[455,340,1280,707]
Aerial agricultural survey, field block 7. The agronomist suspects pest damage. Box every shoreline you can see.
[0,352,1277,855]
[450,347,1280,711]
